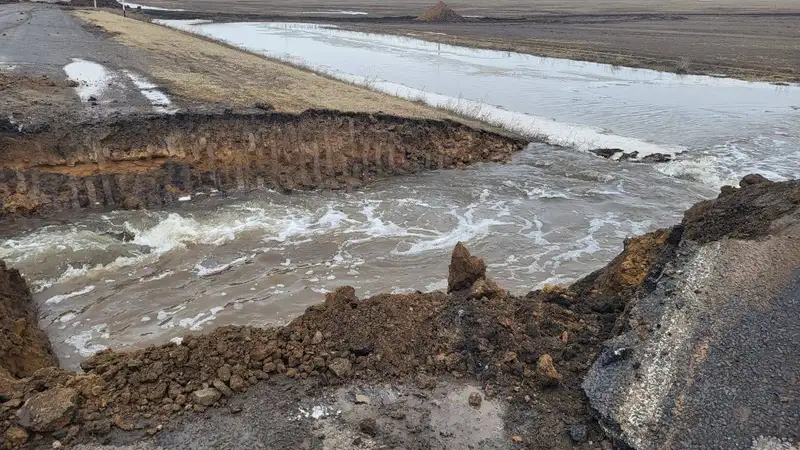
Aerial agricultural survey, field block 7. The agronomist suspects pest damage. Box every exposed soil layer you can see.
[0,110,524,219]
[0,262,58,382]
[0,176,797,449]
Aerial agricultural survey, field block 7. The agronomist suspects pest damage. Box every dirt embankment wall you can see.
[0,262,58,387]
[0,110,524,218]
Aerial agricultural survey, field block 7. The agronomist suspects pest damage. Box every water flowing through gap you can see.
[2,20,799,368]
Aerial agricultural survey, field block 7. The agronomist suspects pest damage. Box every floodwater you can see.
[3,21,799,368]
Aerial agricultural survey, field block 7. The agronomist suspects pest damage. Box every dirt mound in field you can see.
[417,1,464,22]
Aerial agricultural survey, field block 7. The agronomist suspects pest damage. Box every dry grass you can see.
[73,10,451,118]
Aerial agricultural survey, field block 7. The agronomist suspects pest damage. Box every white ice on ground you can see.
[299,10,368,15]
[117,0,185,11]
[63,59,111,102]
[124,70,177,113]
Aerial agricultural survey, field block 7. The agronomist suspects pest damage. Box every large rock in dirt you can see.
[583,178,800,450]
[16,387,78,432]
[0,261,58,379]
[448,242,486,292]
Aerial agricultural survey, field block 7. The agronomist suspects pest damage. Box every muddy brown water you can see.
[0,144,716,369]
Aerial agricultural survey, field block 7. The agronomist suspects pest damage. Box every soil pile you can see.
[0,229,665,448]
[417,2,464,22]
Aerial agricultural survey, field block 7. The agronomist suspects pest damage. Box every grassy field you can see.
[75,10,453,117]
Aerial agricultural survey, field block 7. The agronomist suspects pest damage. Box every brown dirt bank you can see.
[2,175,796,449]
[0,262,58,385]
[0,110,524,219]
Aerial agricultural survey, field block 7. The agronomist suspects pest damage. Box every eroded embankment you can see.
[0,176,797,450]
[0,110,524,219]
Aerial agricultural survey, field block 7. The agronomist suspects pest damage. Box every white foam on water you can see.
[391,207,510,256]
[194,256,249,277]
[58,312,78,323]
[140,270,175,282]
[65,324,109,357]
[45,285,96,305]
[63,59,111,102]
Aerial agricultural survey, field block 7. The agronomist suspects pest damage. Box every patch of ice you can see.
[299,10,367,15]
[118,0,185,11]
[124,70,177,113]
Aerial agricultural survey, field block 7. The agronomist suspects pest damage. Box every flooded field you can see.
[159,21,800,181]
[2,20,799,368]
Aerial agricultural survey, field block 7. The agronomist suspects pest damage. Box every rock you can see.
[739,173,772,187]
[447,242,486,292]
[511,435,523,443]
[569,424,587,443]
[263,361,277,373]
[217,365,232,382]
[212,379,233,397]
[4,427,28,448]
[468,392,482,407]
[328,358,352,378]
[414,372,437,389]
[191,388,221,407]
[311,330,323,345]
[359,417,378,436]
[16,387,78,432]
[467,277,505,300]
[325,286,359,308]
[354,394,370,404]
[52,441,62,449]
[229,374,246,392]
[536,354,561,386]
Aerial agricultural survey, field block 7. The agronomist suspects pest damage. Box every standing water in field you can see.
[158,20,800,183]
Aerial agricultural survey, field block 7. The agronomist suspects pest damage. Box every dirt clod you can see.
[16,387,77,432]
[468,392,482,407]
[192,388,221,407]
[536,354,561,386]
[359,417,378,436]
[448,241,486,292]
[4,426,28,448]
